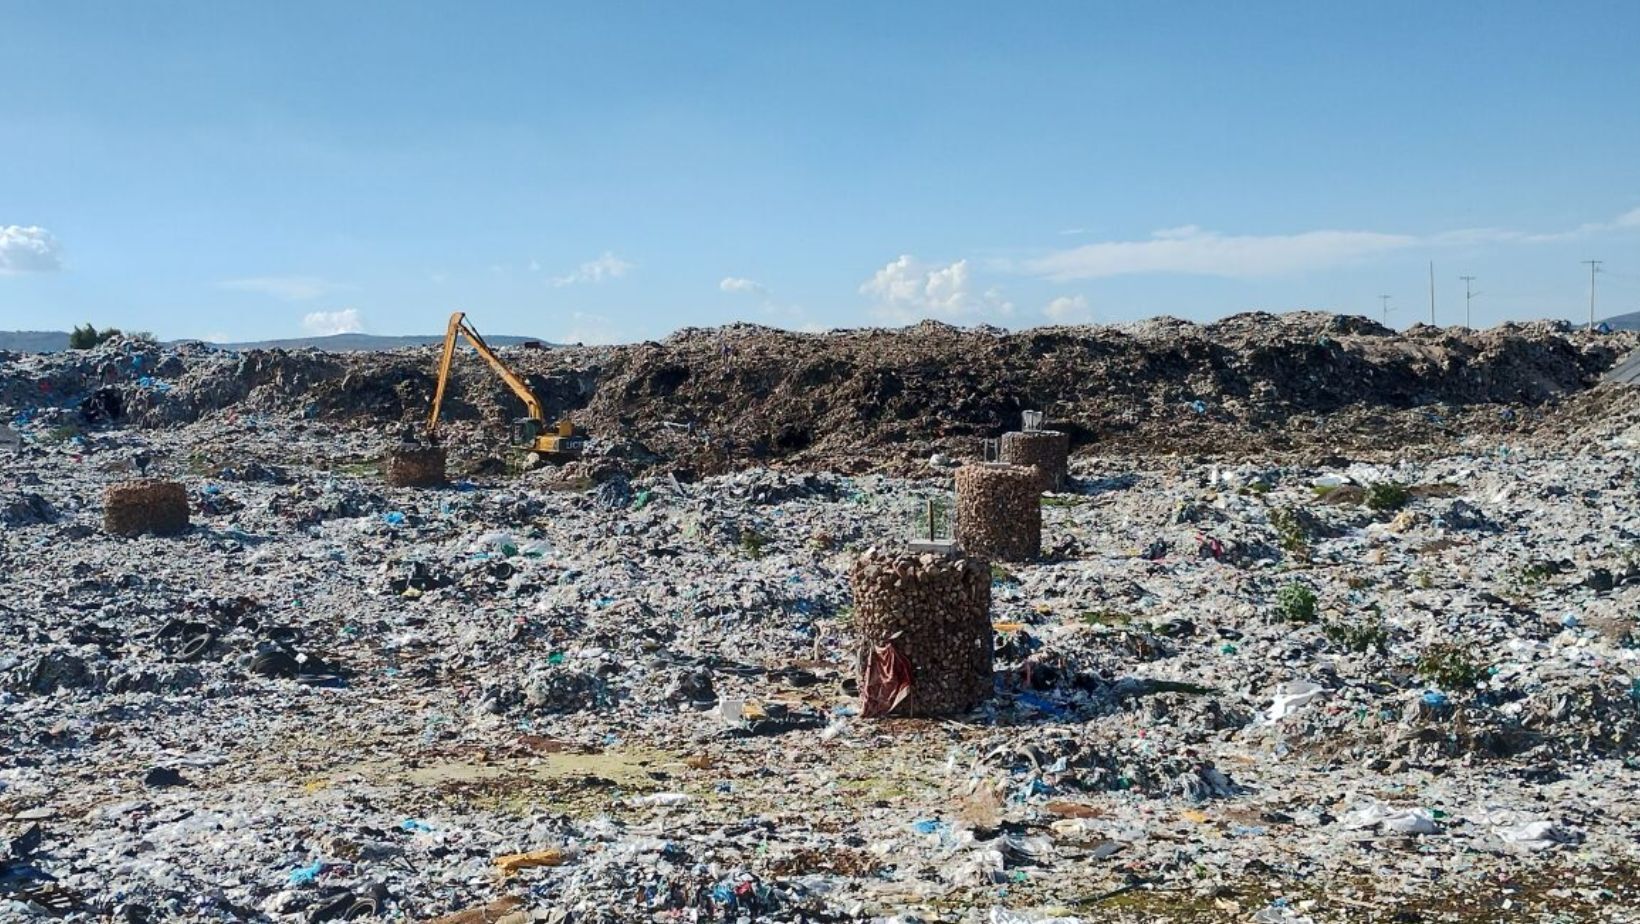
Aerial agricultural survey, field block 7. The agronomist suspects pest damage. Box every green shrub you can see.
[738,528,768,559]
[1364,482,1410,512]
[1416,643,1485,690]
[1517,560,1558,585]
[1275,581,1318,623]
[1324,614,1388,653]
[1270,506,1311,555]
[1079,609,1133,627]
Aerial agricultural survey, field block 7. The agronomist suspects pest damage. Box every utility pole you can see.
[1379,295,1392,324]
[1582,260,1602,331]
[1429,261,1436,325]
[1459,276,1477,328]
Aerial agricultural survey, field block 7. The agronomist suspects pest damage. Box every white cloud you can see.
[550,252,634,287]
[0,226,63,274]
[717,275,820,331]
[301,308,364,336]
[220,275,338,300]
[1024,227,1414,281]
[1044,294,1092,323]
[860,255,1014,322]
[1020,208,1640,282]
[719,276,767,295]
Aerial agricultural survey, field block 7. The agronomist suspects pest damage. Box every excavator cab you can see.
[511,417,540,446]
[513,416,586,457]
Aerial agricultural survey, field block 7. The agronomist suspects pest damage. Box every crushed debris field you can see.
[5,317,1640,923]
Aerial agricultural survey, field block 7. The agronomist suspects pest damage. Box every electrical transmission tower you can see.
[1429,261,1436,324]
[1459,276,1478,329]
[1583,260,1602,331]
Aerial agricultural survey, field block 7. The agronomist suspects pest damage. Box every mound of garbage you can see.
[5,317,1640,920]
[2,313,1632,473]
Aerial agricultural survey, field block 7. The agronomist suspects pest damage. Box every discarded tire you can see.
[955,464,1041,561]
[386,445,447,487]
[1000,429,1070,492]
[850,549,992,717]
[103,479,190,537]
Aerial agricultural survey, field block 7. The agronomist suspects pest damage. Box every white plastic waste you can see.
[1496,820,1569,852]
[1264,681,1329,723]
[627,792,691,807]
[989,909,1085,924]
[1342,802,1438,836]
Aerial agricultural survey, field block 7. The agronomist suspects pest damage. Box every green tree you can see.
[68,323,122,349]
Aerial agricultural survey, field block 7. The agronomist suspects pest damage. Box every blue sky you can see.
[2,1,1638,342]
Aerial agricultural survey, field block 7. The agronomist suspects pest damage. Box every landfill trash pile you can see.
[3,321,1640,922]
[1,314,1633,477]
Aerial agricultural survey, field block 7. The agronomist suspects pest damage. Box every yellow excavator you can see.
[426,311,585,459]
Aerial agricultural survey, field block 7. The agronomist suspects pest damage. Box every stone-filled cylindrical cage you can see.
[955,463,1041,561]
[1000,429,1070,492]
[386,446,448,488]
[850,550,993,716]
[104,479,190,537]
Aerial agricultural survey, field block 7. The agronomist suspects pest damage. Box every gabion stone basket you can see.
[851,548,993,717]
[104,479,190,537]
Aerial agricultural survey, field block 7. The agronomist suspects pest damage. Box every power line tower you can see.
[1379,294,1392,324]
[1583,260,1602,331]
[1428,261,1436,325]
[1459,276,1478,328]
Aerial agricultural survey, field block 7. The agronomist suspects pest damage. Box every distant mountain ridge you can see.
[1601,310,1640,332]
[218,332,549,351]
[0,330,548,353]
[0,331,71,352]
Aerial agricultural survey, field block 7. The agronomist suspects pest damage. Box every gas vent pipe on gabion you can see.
[386,445,448,487]
[955,463,1041,561]
[849,549,993,717]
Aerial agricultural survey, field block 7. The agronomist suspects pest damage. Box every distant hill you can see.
[0,331,70,352]
[0,330,548,353]
[1601,310,1640,332]
[211,332,549,351]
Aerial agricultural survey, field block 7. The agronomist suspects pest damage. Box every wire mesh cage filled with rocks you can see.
[102,479,190,537]
[1000,428,1070,492]
[849,548,993,717]
[955,463,1041,561]
[385,444,448,487]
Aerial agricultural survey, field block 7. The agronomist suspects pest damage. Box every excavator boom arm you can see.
[425,311,547,437]
[426,312,464,435]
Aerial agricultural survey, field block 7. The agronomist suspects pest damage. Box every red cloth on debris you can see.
[861,642,914,717]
